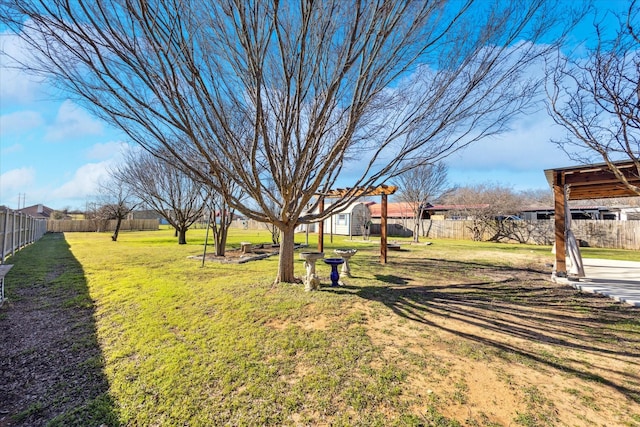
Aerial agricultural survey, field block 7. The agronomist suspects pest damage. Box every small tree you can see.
[395,162,449,242]
[443,184,523,242]
[546,1,640,195]
[206,188,238,257]
[50,210,67,220]
[114,149,208,245]
[94,181,138,241]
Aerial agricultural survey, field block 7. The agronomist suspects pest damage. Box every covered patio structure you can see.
[317,185,397,263]
[544,160,640,305]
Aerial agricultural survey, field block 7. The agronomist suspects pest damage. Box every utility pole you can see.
[17,193,26,210]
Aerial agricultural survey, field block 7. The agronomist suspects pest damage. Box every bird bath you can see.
[334,249,357,277]
[323,258,345,287]
[300,251,324,291]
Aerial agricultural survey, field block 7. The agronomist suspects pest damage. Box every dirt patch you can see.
[279,260,640,426]
[352,266,640,426]
[0,235,114,427]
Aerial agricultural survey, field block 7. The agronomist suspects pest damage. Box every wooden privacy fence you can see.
[1,208,48,263]
[571,220,640,250]
[422,219,640,250]
[232,216,639,250]
[47,219,159,233]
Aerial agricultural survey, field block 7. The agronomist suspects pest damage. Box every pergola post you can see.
[318,197,324,253]
[553,171,567,277]
[380,193,388,264]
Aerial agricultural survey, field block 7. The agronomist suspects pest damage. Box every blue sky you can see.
[0,1,630,211]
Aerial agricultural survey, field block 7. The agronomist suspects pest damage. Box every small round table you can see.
[323,258,345,287]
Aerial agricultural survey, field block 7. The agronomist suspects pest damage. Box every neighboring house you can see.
[366,202,418,237]
[367,202,419,220]
[621,207,640,220]
[423,204,491,220]
[17,204,56,219]
[519,206,631,220]
[369,203,493,221]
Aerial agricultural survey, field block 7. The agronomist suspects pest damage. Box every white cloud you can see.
[44,100,103,142]
[51,161,111,200]
[449,109,572,173]
[0,143,24,156]
[0,110,45,136]
[0,32,46,104]
[84,141,130,161]
[0,167,36,195]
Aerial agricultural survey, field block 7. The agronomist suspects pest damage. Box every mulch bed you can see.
[190,243,306,264]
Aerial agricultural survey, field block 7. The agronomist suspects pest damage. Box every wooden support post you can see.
[318,197,324,253]
[380,193,388,264]
[553,172,567,277]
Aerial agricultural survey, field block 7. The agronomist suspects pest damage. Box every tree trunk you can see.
[423,219,433,238]
[213,222,229,256]
[111,217,122,241]
[178,227,188,244]
[275,225,296,284]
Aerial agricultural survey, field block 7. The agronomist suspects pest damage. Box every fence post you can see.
[20,213,25,250]
[1,209,8,264]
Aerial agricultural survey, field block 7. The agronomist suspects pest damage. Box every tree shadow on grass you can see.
[374,274,411,285]
[0,233,120,426]
[325,256,640,403]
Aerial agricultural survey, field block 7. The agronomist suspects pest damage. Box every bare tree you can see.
[114,149,208,245]
[443,184,524,242]
[394,162,449,242]
[547,0,640,195]
[205,188,237,257]
[1,0,585,282]
[93,180,138,242]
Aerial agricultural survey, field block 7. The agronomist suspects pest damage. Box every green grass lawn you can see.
[2,228,639,426]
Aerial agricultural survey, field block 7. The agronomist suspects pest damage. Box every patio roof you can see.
[545,159,639,278]
[544,160,640,200]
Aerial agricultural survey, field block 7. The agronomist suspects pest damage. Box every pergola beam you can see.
[321,184,398,198]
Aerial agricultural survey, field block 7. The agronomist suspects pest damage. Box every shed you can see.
[325,201,373,236]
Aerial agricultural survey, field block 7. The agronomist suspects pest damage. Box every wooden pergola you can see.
[317,185,397,263]
[544,160,640,277]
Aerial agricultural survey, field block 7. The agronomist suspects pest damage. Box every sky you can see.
[0,1,631,211]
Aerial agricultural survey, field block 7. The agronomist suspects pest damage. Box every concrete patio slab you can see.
[556,258,640,307]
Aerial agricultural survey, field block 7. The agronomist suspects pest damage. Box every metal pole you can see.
[201,209,212,267]
[330,211,333,243]
[380,193,388,264]
[318,197,324,253]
